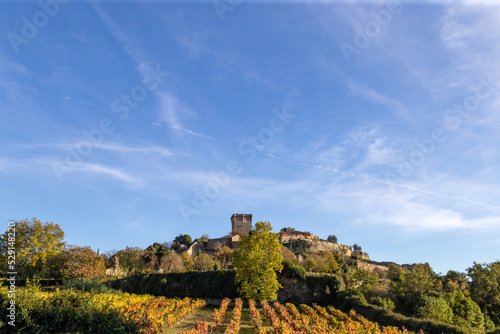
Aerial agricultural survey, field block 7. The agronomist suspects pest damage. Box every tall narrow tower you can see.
[231,213,253,236]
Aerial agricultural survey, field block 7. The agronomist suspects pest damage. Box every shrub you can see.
[372,296,396,310]
[108,271,238,298]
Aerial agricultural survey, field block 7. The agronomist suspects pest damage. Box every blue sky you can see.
[1,0,499,274]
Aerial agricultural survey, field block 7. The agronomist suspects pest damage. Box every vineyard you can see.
[98,293,206,333]
[179,298,418,334]
[0,284,206,333]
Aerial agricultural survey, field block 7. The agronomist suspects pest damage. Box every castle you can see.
[183,214,326,256]
[180,213,371,262]
[182,214,253,256]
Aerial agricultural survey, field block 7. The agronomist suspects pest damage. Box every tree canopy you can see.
[46,245,105,279]
[468,261,500,325]
[233,221,283,301]
[0,218,65,277]
[327,235,338,244]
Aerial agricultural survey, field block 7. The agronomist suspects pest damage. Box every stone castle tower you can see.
[231,213,252,236]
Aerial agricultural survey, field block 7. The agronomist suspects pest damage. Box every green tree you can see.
[327,235,338,244]
[350,269,377,295]
[233,221,283,301]
[171,234,192,250]
[445,290,487,330]
[467,261,500,325]
[352,244,362,253]
[115,246,145,274]
[443,270,468,293]
[143,242,169,271]
[391,263,441,314]
[0,218,65,277]
[417,296,454,323]
[387,263,406,282]
[46,245,105,279]
[195,234,209,243]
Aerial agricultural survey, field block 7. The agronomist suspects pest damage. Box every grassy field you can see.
[164,305,274,334]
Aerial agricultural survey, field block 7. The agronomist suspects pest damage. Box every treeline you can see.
[339,262,500,333]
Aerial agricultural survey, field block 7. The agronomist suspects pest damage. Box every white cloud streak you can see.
[158,93,215,141]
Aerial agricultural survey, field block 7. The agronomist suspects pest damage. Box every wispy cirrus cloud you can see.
[70,162,141,186]
[347,79,408,117]
[26,142,173,157]
[158,93,215,141]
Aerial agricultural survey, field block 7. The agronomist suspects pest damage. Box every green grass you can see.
[163,305,273,334]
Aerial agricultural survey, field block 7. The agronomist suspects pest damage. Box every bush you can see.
[371,296,395,310]
[108,270,238,298]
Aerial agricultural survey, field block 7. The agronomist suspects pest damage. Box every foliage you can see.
[25,276,42,294]
[352,244,362,252]
[442,270,468,293]
[195,234,209,243]
[143,242,169,271]
[46,245,105,279]
[233,221,283,301]
[256,299,418,334]
[0,287,136,333]
[350,269,377,295]
[468,261,500,325]
[108,271,238,298]
[372,296,396,310]
[0,218,65,277]
[327,234,338,244]
[417,296,454,323]
[281,245,298,264]
[304,251,339,273]
[387,263,406,282]
[181,251,194,270]
[391,263,441,313]
[193,253,215,271]
[115,246,146,274]
[64,277,111,294]
[172,234,192,250]
[214,243,233,269]
[282,259,307,280]
[446,290,491,330]
[334,291,480,334]
[0,286,205,333]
